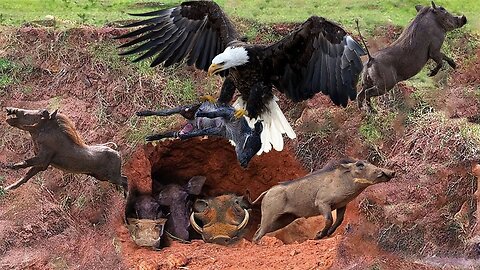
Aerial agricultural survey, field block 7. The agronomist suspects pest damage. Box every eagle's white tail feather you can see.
[233,96,296,155]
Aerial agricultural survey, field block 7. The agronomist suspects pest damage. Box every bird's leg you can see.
[199,95,217,104]
[246,82,269,119]
[234,108,247,119]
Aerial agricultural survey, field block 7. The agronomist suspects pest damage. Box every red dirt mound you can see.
[122,138,320,243]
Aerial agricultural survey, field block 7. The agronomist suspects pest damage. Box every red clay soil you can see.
[1,25,480,270]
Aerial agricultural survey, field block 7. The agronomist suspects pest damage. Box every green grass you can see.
[359,112,397,145]
[0,0,478,33]
[0,175,5,198]
[0,58,16,89]
[125,115,175,145]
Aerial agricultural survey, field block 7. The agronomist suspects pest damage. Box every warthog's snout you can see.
[212,235,236,245]
[381,169,396,181]
[459,15,467,26]
[6,107,18,116]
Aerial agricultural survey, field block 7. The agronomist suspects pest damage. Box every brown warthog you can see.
[3,108,127,190]
[125,191,166,248]
[251,158,395,242]
[357,1,467,112]
[190,194,250,245]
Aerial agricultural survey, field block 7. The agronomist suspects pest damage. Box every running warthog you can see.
[357,1,467,112]
[3,108,127,190]
[251,158,395,242]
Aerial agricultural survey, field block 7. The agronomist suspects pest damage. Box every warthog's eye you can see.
[356,161,365,169]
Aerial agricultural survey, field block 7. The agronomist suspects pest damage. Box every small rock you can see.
[167,253,189,269]
[290,250,299,256]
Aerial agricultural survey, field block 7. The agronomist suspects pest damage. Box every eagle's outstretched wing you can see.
[267,16,366,106]
[116,1,240,72]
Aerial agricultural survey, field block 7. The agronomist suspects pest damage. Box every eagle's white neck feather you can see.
[212,46,249,69]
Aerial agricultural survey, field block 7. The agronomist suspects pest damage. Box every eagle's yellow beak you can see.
[208,63,223,76]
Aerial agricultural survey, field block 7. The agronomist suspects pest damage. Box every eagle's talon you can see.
[234,109,247,119]
[199,95,216,103]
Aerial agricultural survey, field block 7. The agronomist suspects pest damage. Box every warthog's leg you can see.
[177,127,224,140]
[145,131,179,142]
[358,86,378,113]
[6,152,53,170]
[196,107,234,120]
[442,53,456,69]
[4,152,53,190]
[136,105,192,117]
[6,156,49,170]
[314,204,333,239]
[253,213,297,243]
[356,87,367,109]
[4,166,45,191]
[428,44,444,77]
[326,206,346,236]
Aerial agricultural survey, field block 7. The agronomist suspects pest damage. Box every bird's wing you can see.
[116,1,240,72]
[266,16,366,106]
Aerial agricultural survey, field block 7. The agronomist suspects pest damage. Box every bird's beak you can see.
[208,63,223,76]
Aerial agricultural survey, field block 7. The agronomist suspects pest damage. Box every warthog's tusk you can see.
[236,209,250,231]
[353,178,375,185]
[190,212,203,233]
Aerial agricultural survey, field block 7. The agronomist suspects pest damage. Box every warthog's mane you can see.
[280,157,356,186]
[391,6,431,48]
[55,114,86,146]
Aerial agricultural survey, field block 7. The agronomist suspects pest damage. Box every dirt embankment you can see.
[0,26,479,270]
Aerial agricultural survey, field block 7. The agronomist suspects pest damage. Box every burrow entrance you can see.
[123,137,325,243]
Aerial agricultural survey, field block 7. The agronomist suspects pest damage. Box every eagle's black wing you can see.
[116,1,240,72]
[266,16,366,106]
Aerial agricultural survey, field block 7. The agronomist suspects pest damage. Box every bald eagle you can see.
[116,0,365,153]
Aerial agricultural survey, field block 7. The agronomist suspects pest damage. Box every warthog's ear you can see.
[193,199,209,212]
[41,110,50,119]
[415,5,424,12]
[431,1,437,9]
[340,163,351,171]
[186,176,206,195]
[157,189,173,206]
[49,109,58,119]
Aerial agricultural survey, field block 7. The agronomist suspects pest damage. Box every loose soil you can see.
[0,26,479,270]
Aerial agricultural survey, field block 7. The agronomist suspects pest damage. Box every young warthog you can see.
[125,192,166,248]
[357,1,467,112]
[3,108,127,191]
[251,158,395,242]
[137,101,263,168]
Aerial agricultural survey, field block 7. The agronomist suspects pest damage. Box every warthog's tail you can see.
[355,19,372,61]
[250,190,268,205]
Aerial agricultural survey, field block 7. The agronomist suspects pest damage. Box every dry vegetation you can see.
[0,5,479,269]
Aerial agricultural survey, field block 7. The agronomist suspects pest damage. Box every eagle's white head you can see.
[208,46,249,75]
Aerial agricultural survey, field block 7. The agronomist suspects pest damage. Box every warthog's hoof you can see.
[2,163,17,170]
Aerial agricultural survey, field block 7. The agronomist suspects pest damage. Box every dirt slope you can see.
[0,26,479,270]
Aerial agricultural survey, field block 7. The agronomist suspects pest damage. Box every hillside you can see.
[1,1,480,269]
